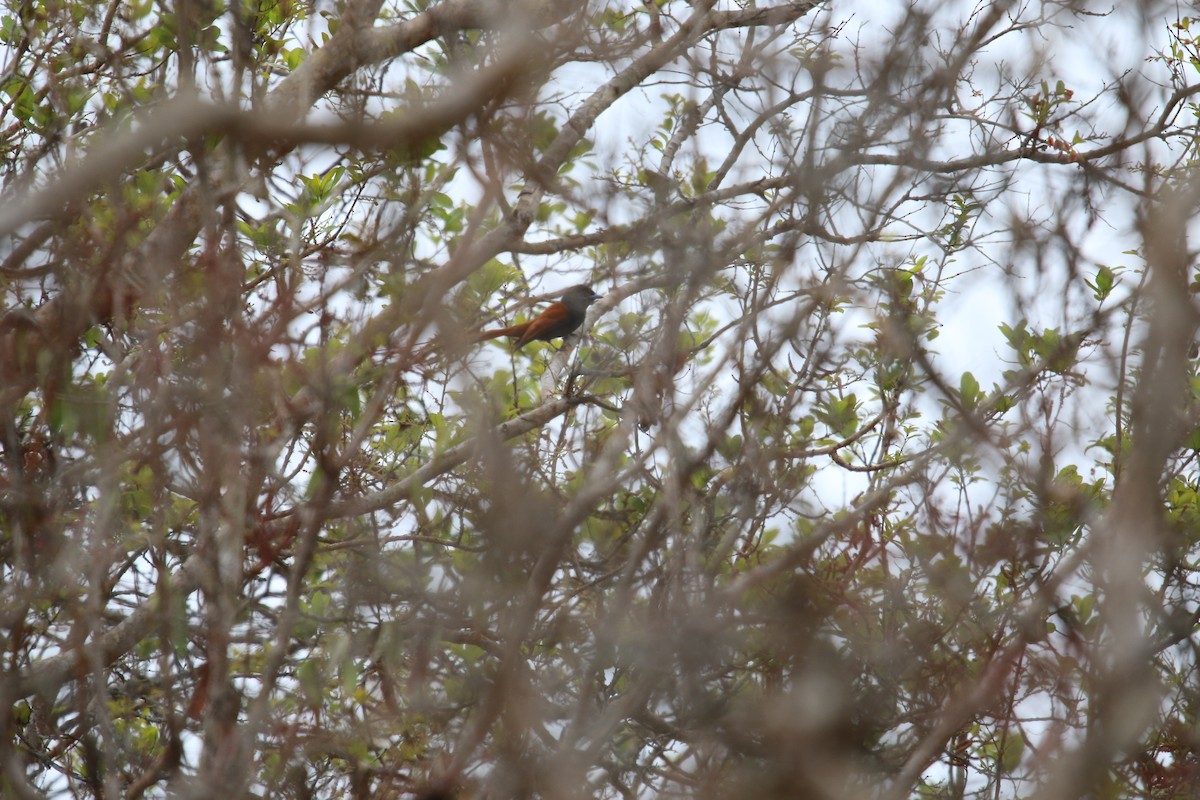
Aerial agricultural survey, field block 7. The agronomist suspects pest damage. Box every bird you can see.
[474,285,601,348]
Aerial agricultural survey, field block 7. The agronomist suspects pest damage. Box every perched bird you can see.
[474,285,601,348]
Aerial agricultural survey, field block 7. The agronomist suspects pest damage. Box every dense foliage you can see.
[4,1,1200,798]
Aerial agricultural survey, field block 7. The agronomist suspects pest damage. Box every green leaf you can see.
[959,371,981,410]
[816,394,859,438]
[297,659,325,706]
[1084,265,1116,302]
[717,435,743,460]
[998,731,1025,773]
